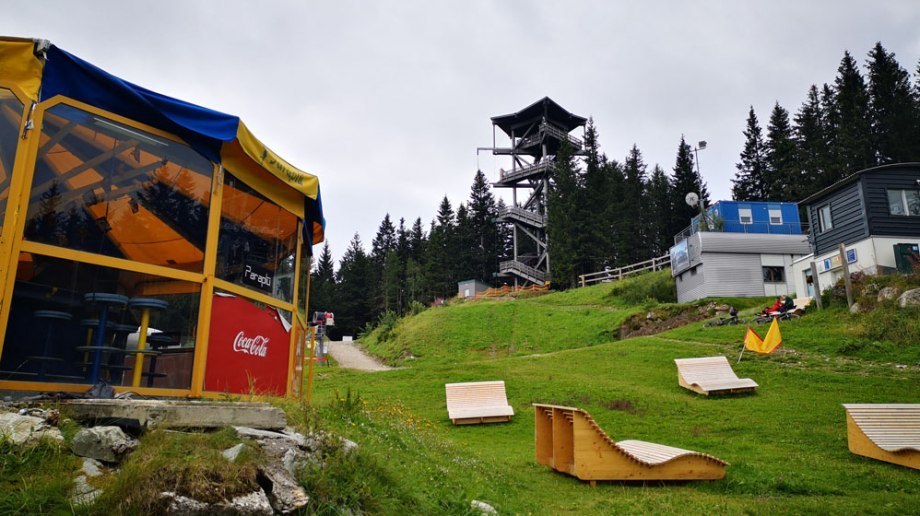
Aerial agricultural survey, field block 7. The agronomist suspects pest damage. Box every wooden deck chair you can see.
[445,380,514,425]
[843,404,920,470]
[674,356,758,395]
[533,404,727,483]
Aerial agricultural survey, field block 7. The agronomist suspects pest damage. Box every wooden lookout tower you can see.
[483,98,586,286]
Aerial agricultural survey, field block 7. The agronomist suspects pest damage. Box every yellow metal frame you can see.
[0,94,313,399]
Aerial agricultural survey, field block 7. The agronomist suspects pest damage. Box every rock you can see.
[341,437,358,453]
[160,489,273,515]
[897,288,920,308]
[861,282,881,297]
[71,474,101,506]
[850,302,861,314]
[877,286,901,302]
[71,426,138,463]
[259,461,310,513]
[222,443,246,462]
[0,412,63,445]
[471,499,498,514]
[161,491,210,514]
[234,426,303,446]
[225,490,273,515]
[81,458,105,477]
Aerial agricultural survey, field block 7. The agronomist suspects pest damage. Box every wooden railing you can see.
[496,160,554,184]
[499,260,547,284]
[497,206,545,227]
[578,254,670,288]
[518,122,583,151]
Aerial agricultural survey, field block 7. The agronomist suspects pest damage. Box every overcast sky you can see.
[5,1,920,263]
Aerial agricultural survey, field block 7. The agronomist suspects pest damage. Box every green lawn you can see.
[305,275,920,513]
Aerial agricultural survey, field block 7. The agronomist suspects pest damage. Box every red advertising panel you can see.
[205,294,291,395]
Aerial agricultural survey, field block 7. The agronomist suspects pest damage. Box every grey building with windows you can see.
[791,163,920,297]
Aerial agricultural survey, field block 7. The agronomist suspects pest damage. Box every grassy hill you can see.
[4,270,918,513]
[302,270,920,513]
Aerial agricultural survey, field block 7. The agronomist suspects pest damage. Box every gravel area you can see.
[325,341,392,371]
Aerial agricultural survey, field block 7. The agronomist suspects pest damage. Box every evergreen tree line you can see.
[732,42,920,201]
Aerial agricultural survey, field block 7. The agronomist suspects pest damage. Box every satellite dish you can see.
[685,192,699,207]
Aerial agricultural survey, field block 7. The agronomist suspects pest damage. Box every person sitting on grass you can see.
[759,296,783,317]
[779,295,795,313]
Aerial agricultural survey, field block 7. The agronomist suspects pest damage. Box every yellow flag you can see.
[745,319,783,354]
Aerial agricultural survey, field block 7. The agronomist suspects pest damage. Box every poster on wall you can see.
[205,294,291,395]
[670,240,690,274]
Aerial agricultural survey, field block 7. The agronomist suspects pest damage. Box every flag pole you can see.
[737,343,746,363]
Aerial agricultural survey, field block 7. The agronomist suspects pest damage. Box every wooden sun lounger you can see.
[533,404,727,483]
[843,404,920,470]
[445,380,514,425]
[674,356,758,395]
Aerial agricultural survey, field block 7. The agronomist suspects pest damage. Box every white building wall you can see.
[791,236,920,296]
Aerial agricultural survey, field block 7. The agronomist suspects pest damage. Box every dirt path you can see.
[325,341,393,372]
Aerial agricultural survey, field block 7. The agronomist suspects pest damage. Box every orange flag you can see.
[744,318,783,354]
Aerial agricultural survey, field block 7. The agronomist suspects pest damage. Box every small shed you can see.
[458,279,490,299]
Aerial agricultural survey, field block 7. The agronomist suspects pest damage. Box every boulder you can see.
[160,490,273,515]
[0,412,63,445]
[81,458,105,477]
[258,460,310,513]
[71,426,138,463]
[877,286,901,302]
[897,288,920,308]
[850,302,861,314]
[222,443,246,462]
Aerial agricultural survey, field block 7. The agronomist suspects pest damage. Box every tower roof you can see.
[491,97,586,137]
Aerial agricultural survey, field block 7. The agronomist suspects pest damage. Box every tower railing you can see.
[499,260,547,284]
[497,206,545,227]
[517,122,583,151]
[496,160,554,184]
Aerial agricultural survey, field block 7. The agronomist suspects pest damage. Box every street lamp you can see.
[692,140,707,229]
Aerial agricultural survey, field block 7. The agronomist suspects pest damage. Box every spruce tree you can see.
[621,145,648,263]
[645,164,673,257]
[830,51,874,174]
[580,120,612,270]
[309,241,337,320]
[867,42,919,164]
[335,233,372,335]
[732,107,768,201]
[425,197,457,298]
[794,85,828,199]
[670,136,707,237]
[546,140,580,288]
[467,170,499,283]
[765,102,799,200]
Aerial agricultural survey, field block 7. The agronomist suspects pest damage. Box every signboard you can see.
[821,248,857,272]
[205,295,291,395]
[241,262,273,293]
[670,240,690,275]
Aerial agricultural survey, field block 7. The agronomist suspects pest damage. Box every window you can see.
[216,171,298,302]
[763,266,785,283]
[818,204,833,232]
[0,89,25,234]
[768,208,783,225]
[887,189,920,216]
[24,104,214,272]
[738,207,752,224]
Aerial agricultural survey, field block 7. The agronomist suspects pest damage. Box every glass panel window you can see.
[0,88,25,233]
[739,207,752,224]
[24,104,214,272]
[216,171,298,302]
[763,266,785,283]
[297,239,310,320]
[818,204,833,232]
[888,189,920,216]
[908,190,920,216]
[768,208,782,224]
[1,252,199,388]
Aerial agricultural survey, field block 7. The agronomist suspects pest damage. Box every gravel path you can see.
[325,341,393,372]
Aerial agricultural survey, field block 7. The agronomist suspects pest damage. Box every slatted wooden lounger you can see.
[674,356,758,395]
[843,404,920,470]
[445,380,514,425]
[533,403,728,483]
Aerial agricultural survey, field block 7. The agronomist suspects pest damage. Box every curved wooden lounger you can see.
[843,404,920,470]
[446,381,514,425]
[533,403,727,482]
[674,356,758,395]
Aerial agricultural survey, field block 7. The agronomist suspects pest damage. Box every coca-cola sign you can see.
[233,331,269,357]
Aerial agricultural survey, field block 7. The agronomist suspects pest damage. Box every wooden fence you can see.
[578,254,670,288]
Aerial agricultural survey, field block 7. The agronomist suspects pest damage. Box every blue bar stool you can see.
[29,310,73,381]
[80,293,129,384]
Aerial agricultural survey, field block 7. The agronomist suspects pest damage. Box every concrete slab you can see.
[59,399,287,430]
